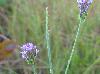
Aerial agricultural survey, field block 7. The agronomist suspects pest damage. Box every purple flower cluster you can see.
[77,0,93,19]
[77,0,93,3]
[20,43,39,63]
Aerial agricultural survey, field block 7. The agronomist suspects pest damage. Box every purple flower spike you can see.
[21,43,34,51]
[77,0,93,19]
[77,0,93,3]
[20,42,39,63]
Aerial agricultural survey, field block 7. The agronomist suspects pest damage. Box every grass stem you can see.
[65,18,85,74]
[45,7,53,74]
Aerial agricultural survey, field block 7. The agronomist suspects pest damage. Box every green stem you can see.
[45,7,53,74]
[65,18,85,74]
[26,58,37,74]
[32,62,37,74]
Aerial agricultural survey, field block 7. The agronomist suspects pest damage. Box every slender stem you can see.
[32,62,37,74]
[45,7,53,74]
[65,19,85,74]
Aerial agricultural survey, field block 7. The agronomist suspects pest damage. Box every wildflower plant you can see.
[20,42,39,74]
[65,0,93,74]
[77,0,93,20]
[20,42,39,64]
